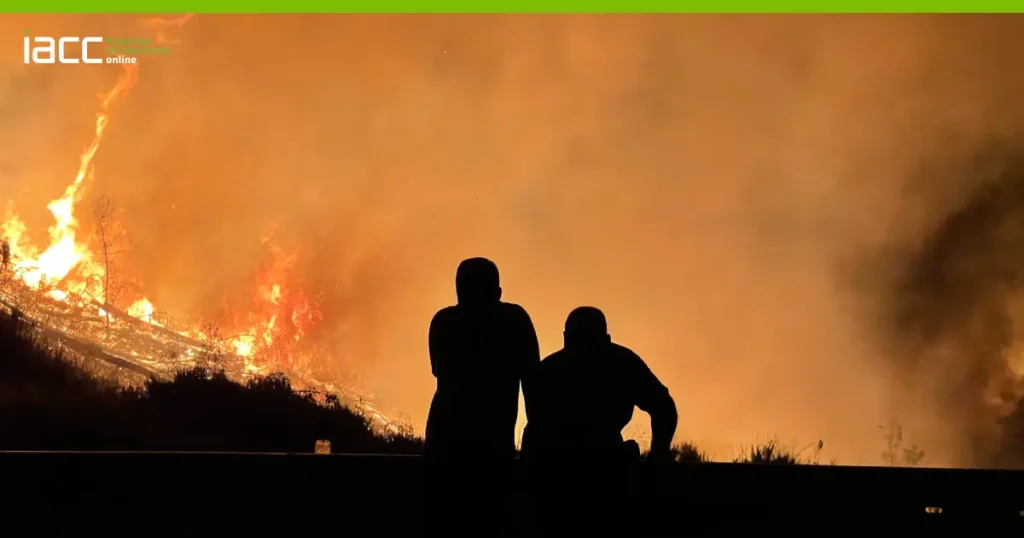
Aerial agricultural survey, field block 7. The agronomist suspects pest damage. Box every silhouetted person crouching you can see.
[424,257,540,534]
[523,306,677,534]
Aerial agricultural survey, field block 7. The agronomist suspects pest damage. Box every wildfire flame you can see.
[10,64,138,300]
[126,298,160,326]
[224,231,324,375]
[0,14,324,380]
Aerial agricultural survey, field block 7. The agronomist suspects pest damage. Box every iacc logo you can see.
[23,30,104,65]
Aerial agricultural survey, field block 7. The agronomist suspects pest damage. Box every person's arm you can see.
[516,306,542,422]
[647,391,677,461]
[428,309,448,380]
[629,352,678,461]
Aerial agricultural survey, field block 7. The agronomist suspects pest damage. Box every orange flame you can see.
[225,231,324,375]
[1,14,327,381]
[15,65,138,297]
[141,13,194,45]
[127,298,162,326]
[3,14,173,298]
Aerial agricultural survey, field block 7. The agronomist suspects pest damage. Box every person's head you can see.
[455,257,502,305]
[563,306,611,350]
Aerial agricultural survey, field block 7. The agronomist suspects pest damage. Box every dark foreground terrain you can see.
[1,307,1023,535]
[0,307,422,454]
[1,451,1021,536]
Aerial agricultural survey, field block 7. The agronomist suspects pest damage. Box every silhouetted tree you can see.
[879,419,926,467]
[880,419,903,466]
[91,195,131,331]
[903,444,926,466]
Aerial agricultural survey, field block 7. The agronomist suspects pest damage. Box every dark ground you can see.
[1,452,1021,536]
[1,307,1023,535]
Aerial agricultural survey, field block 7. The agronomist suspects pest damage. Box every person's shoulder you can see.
[609,342,642,361]
[498,302,535,324]
[498,301,531,317]
[430,305,459,324]
[433,305,458,317]
[542,348,567,363]
[609,342,654,370]
[611,343,666,390]
[538,348,568,371]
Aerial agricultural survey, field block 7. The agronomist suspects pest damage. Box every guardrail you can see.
[1,452,1021,535]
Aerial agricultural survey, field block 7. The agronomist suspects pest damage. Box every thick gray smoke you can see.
[867,145,1024,468]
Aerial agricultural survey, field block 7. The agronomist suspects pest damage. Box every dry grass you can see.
[0,308,422,453]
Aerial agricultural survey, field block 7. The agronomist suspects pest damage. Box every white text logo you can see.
[23,32,104,65]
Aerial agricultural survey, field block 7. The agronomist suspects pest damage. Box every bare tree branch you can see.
[92,195,132,336]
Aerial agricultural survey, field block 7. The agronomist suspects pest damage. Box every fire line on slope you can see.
[0,14,400,435]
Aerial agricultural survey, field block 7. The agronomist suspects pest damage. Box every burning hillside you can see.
[0,15,397,434]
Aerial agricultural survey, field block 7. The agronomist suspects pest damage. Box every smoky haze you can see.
[4,14,1024,466]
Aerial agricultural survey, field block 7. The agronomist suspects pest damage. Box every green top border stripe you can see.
[6,3,1024,13]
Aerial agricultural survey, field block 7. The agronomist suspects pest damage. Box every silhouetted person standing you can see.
[523,306,677,534]
[424,257,540,535]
